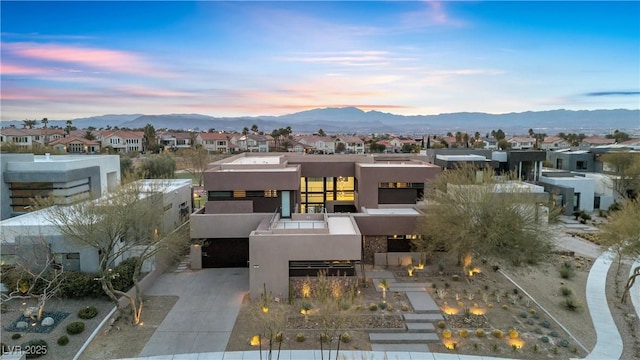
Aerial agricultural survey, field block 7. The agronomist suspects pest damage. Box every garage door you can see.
[201,238,249,268]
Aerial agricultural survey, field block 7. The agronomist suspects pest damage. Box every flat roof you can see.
[436,154,487,161]
[274,219,326,229]
[230,156,281,165]
[359,163,428,168]
[327,217,357,234]
[220,167,297,172]
[364,208,420,215]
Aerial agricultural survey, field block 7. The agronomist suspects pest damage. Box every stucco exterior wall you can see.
[190,213,272,239]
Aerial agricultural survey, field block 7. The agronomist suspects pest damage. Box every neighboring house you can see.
[0,153,121,220]
[48,136,101,154]
[158,131,194,151]
[335,136,365,154]
[237,134,270,152]
[197,132,230,153]
[191,152,441,298]
[294,135,336,154]
[507,137,536,150]
[540,136,570,151]
[286,139,311,153]
[1,179,192,273]
[482,137,499,150]
[100,130,144,153]
[539,171,597,215]
[0,128,34,148]
[546,149,595,172]
[579,136,615,149]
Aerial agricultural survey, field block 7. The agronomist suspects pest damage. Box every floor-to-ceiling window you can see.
[300,176,354,213]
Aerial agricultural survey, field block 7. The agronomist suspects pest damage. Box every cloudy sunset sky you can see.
[1,1,639,121]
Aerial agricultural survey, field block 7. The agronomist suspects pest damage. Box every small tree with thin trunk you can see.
[40,180,189,324]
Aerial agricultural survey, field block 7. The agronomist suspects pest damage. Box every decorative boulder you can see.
[41,317,55,326]
[16,321,28,329]
[23,307,38,317]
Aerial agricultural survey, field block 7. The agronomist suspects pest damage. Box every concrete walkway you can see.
[139,268,249,357]
[584,251,623,360]
[116,350,519,359]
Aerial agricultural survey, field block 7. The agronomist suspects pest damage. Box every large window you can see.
[576,161,587,170]
[300,176,355,213]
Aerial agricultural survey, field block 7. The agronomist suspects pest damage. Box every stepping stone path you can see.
[367,270,443,352]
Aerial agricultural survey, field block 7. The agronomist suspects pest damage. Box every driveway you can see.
[139,267,249,357]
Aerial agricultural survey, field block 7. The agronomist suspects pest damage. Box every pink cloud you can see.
[5,42,172,77]
[1,63,50,75]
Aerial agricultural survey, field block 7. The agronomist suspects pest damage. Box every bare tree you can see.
[177,147,210,186]
[40,181,189,324]
[600,152,640,199]
[1,236,65,322]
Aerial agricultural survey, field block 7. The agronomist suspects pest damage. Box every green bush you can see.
[11,333,21,340]
[541,320,551,328]
[369,303,378,311]
[20,339,48,359]
[378,302,387,310]
[66,321,85,335]
[78,306,98,319]
[295,333,305,342]
[57,335,69,346]
[550,330,559,338]
[59,271,103,298]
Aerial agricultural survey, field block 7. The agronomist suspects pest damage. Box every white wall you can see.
[540,176,596,212]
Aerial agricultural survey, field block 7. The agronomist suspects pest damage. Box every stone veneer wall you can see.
[363,235,387,264]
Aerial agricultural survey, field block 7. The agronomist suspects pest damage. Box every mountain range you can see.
[3,108,639,136]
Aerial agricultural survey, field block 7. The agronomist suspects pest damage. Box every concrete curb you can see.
[73,305,117,360]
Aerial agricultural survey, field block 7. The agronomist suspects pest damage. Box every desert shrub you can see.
[444,282,450,289]
[563,297,581,312]
[442,329,452,339]
[11,333,21,340]
[21,339,48,359]
[527,319,535,325]
[340,332,351,343]
[519,311,528,318]
[533,343,539,352]
[385,304,393,312]
[502,304,509,310]
[509,329,519,339]
[560,339,570,347]
[533,312,541,319]
[401,304,410,311]
[529,308,537,315]
[57,335,69,346]
[274,332,283,343]
[541,320,551,328]
[66,321,85,335]
[295,333,305,342]
[534,328,543,334]
[475,329,486,338]
[559,262,575,279]
[368,303,378,311]
[459,329,469,338]
[549,330,560,338]
[540,336,550,343]
[378,302,387,310]
[437,320,446,329]
[78,306,98,319]
[560,286,573,297]
[492,329,503,338]
[319,333,329,343]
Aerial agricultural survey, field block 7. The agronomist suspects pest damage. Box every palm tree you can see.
[41,117,49,129]
[22,119,36,129]
[251,124,259,134]
[242,127,249,136]
[65,120,73,136]
[83,130,96,141]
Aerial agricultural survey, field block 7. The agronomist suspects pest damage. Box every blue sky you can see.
[1,1,639,121]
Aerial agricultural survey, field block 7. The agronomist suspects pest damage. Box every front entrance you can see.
[201,238,249,268]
